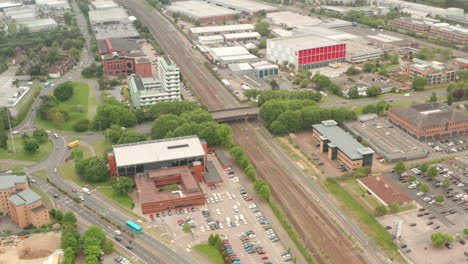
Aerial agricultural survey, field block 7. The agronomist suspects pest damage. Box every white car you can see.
[428,200,436,205]
[200,227,205,232]
[423,197,431,202]
[416,192,424,196]
[53,168,57,173]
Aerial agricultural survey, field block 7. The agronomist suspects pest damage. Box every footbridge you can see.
[210,107,259,123]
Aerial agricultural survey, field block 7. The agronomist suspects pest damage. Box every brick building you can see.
[391,18,431,34]
[388,102,468,141]
[102,53,152,78]
[358,175,412,207]
[429,23,468,46]
[405,58,456,85]
[0,175,50,228]
[312,120,374,170]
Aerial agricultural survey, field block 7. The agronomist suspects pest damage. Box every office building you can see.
[391,18,432,34]
[312,120,374,170]
[429,23,468,46]
[405,58,456,85]
[388,102,468,141]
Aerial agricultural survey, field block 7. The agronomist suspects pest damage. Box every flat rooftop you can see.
[94,23,139,40]
[224,32,261,39]
[251,60,278,70]
[9,189,42,206]
[134,166,203,205]
[0,76,18,107]
[267,11,321,27]
[209,46,250,58]
[91,0,119,9]
[0,175,27,190]
[97,38,139,54]
[313,120,373,160]
[189,24,254,35]
[206,0,276,13]
[89,7,129,24]
[268,34,342,51]
[166,1,239,19]
[113,136,206,167]
[204,160,223,183]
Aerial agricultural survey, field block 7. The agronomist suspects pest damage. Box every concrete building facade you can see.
[391,18,431,34]
[189,24,254,37]
[312,120,374,170]
[388,102,468,141]
[405,59,456,85]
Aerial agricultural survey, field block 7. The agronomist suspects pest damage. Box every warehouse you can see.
[251,61,279,78]
[189,24,254,37]
[228,63,253,76]
[3,6,37,22]
[205,0,277,16]
[266,11,321,28]
[89,7,130,26]
[388,102,468,141]
[93,24,140,40]
[209,46,258,66]
[19,18,58,32]
[267,34,346,70]
[223,32,261,42]
[166,1,239,24]
[198,35,224,45]
[312,120,374,170]
[90,0,119,10]
[109,136,207,177]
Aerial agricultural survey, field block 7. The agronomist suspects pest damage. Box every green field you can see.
[0,137,52,162]
[7,163,30,171]
[59,161,84,187]
[98,188,134,209]
[194,244,224,264]
[36,82,98,132]
[89,139,112,158]
[324,180,402,262]
[33,169,48,181]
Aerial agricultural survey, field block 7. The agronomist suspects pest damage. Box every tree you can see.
[70,48,80,60]
[347,87,359,98]
[62,39,73,50]
[345,66,360,75]
[408,175,416,182]
[62,232,79,251]
[435,194,444,203]
[419,183,431,193]
[375,205,387,216]
[254,179,270,202]
[117,130,146,144]
[412,76,428,91]
[54,82,74,101]
[389,203,399,214]
[23,138,39,153]
[63,212,77,225]
[431,232,453,246]
[419,163,429,173]
[55,210,63,221]
[270,80,279,90]
[73,119,90,132]
[456,70,468,82]
[151,114,180,139]
[362,104,377,114]
[363,62,377,73]
[452,88,464,100]
[64,12,73,25]
[426,166,438,179]
[112,177,134,195]
[103,240,114,254]
[429,92,437,102]
[32,128,48,143]
[76,157,109,183]
[366,85,380,97]
[464,229,468,235]
[442,178,451,188]
[447,93,454,106]
[254,22,270,36]
[107,124,124,144]
[394,161,406,174]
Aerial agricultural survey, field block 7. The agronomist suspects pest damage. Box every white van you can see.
[82,188,91,195]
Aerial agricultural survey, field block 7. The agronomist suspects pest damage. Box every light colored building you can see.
[266,11,321,28]
[223,32,260,42]
[166,1,239,24]
[0,76,33,117]
[93,23,140,40]
[3,5,36,22]
[0,175,50,229]
[89,7,130,26]
[388,102,468,140]
[189,24,254,37]
[312,120,374,170]
[391,18,432,34]
[90,0,119,10]
[251,61,278,78]
[209,46,258,66]
[35,0,70,16]
[429,23,468,46]
[359,175,412,207]
[0,2,22,11]
[228,63,253,76]
[19,18,58,32]
[205,0,276,16]
[267,34,346,70]
[158,55,180,99]
[405,58,456,85]
[198,35,224,45]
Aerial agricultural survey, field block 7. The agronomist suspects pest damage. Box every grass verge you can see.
[324,179,402,262]
[352,100,416,115]
[7,163,30,171]
[98,188,134,209]
[59,161,84,187]
[193,244,224,264]
[89,139,112,158]
[0,137,52,162]
[31,186,53,208]
[33,169,48,181]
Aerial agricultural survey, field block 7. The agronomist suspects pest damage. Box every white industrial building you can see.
[198,35,224,45]
[90,0,119,10]
[223,32,261,42]
[93,23,140,40]
[19,18,58,31]
[377,0,465,18]
[189,24,254,37]
[0,2,22,11]
[228,63,253,76]
[89,7,130,26]
[209,46,258,66]
[251,61,279,78]
[205,0,277,15]
[267,11,321,28]
[128,55,180,108]
[3,5,36,22]
[35,0,70,16]
[0,76,32,117]
[165,1,238,24]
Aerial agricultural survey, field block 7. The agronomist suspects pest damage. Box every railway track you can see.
[119,1,386,263]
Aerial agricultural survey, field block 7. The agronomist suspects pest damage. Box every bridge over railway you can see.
[210,107,259,123]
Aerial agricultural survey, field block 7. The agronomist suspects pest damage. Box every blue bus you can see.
[126,221,142,233]
[44,82,51,88]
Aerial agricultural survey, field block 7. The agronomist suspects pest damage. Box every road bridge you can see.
[210,107,259,123]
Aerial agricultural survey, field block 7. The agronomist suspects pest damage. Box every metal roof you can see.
[166,1,238,19]
[9,189,42,206]
[89,7,129,24]
[190,24,254,35]
[91,1,118,9]
[203,160,223,183]
[0,175,27,190]
[223,32,261,40]
[206,0,276,13]
[312,120,373,160]
[113,136,206,167]
[267,34,342,51]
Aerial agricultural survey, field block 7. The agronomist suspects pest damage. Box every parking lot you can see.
[150,153,290,264]
[427,137,468,154]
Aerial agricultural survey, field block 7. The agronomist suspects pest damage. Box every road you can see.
[119,0,388,263]
[15,1,197,263]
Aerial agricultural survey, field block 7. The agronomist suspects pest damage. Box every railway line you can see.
[119,0,387,263]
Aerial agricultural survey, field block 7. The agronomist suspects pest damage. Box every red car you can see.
[72,188,78,192]
[245,197,253,201]
[261,256,269,260]
[149,214,154,219]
